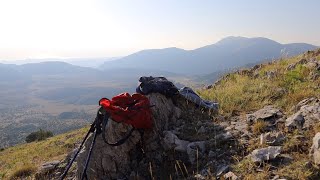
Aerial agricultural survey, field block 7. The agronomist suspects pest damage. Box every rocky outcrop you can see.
[75,93,216,179]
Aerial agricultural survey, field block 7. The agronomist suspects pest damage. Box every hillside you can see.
[101,36,318,75]
[0,49,319,179]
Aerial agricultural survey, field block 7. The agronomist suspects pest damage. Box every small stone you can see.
[194,174,206,179]
[40,160,60,172]
[223,171,238,180]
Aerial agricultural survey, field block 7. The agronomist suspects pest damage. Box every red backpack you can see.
[99,93,153,129]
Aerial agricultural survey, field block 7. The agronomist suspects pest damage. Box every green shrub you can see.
[25,129,53,143]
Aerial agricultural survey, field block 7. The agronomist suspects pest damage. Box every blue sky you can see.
[0,0,319,60]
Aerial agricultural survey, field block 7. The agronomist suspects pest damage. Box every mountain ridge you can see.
[102,36,318,75]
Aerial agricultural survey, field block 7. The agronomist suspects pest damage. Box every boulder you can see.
[250,146,282,163]
[75,93,215,179]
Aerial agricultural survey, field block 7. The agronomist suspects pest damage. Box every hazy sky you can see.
[0,0,319,60]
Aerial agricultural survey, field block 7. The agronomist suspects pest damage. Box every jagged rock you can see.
[260,132,285,145]
[265,71,277,79]
[187,141,206,164]
[248,106,282,123]
[286,63,296,71]
[250,146,282,163]
[75,93,215,179]
[304,60,319,69]
[300,104,320,128]
[39,161,60,173]
[35,160,61,179]
[286,58,308,71]
[163,131,189,152]
[285,112,305,131]
[310,133,320,165]
[223,171,238,180]
[293,97,318,112]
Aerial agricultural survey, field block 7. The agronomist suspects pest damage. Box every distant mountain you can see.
[0,57,119,68]
[101,36,318,75]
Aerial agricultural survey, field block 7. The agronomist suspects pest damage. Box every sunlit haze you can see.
[0,0,319,60]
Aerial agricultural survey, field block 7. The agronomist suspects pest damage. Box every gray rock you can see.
[310,133,320,165]
[285,112,305,131]
[250,106,282,122]
[187,141,206,164]
[286,63,296,71]
[39,160,60,173]
[223,171,238,180]
[250,146,282,163]
[198,126,206,133]
[163,131,190,152]
[260,132,285,145]
[300,103,320,128]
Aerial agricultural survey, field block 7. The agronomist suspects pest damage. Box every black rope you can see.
[101,112,136,146]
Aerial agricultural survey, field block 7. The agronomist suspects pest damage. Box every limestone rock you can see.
[163,131,190,152]
[250,146,282,163]
[75,93,215,179]
[260,132,285,145]
[39,161,60,173]
[285,112,305,131]
[248,106,282,123]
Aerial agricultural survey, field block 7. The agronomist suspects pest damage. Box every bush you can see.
[9,165,36,179]
[25,129,54,143]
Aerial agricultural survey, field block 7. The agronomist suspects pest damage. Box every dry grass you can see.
[9,164,37,180]
[199,51,320,116]
[252,120,268,135]
[0,126,88,179]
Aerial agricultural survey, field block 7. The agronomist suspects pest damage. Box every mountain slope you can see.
[101,36,318,75]
[1,49,319,179]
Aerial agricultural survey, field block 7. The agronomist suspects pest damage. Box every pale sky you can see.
[0,0,319,60]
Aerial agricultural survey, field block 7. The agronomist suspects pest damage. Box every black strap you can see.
[100,110,136,146]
